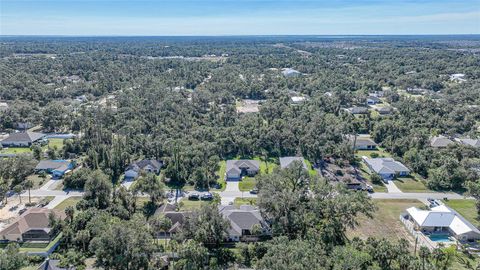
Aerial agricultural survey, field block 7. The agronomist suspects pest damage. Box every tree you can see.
[175,240,209,270]
[467,181,480,216]
[0,243,26,270]
[13,185,22,204]
[90,214,155,270]
[24,179,33,204]
[149,215,172,246]
[175,204,230,249]
[82,170,112,209]
[132,174,165,206]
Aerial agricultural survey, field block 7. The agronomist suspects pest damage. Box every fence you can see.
[399,214,437,250]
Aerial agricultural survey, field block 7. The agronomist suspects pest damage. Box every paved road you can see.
[370,192,470,200]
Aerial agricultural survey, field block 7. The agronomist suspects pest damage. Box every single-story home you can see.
[349,135,377,150]
[219,205,270,242]
[279,156,308,170]
[363,157,410,180]
[0,208,66,242]
[1,131,46,147]
[430,136,455,148]
[366,95,381,105]
[406,205,480,242]
[225,160,260,181]
[35,160,74,178]
[124,159,163,180]
[152,204,187,238]
[345,106,369,115]
[282,68,301,77]
[376,106,393,115]
[455,138,480,148]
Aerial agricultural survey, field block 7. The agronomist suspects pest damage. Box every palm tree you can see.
[13,185,22,204]
[24,179,33,204]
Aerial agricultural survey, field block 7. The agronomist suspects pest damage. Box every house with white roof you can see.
[455,138,480,148]
[363,157,410,180]
[281,68,301,77]
[405,205,480,242]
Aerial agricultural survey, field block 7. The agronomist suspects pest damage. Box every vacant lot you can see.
[54,197,82,211]
[444,199,479,228]
[348,199,423,244]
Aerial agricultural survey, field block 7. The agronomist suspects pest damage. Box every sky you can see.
[1,0,479,35]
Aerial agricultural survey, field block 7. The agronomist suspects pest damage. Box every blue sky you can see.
[1,0,479,35]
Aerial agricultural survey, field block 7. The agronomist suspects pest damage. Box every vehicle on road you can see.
[201,192,213,200]
[188,193,200,200]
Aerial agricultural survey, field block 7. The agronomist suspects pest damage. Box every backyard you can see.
[444,199,480,228]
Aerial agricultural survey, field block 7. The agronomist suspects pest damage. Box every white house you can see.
[363,157,410,180]
[406,205,480,242]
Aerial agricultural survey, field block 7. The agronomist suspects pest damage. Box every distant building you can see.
[0,102,8,112]
[430,136,455,148]
[290,96,307,104]
[455,138,480,148]
[345,106,368,115]
[366,95,381,105]
[363,157,410,180]
[1,131,46,147]
[279,156,308,170]
[0,208,66,242]
[219,205,270,242]
[349,135,377,150]
[449,73,466,83]
[225,160,260,181]
[281,68,301,77]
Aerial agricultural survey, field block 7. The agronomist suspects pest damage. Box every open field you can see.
[444,199,480,228]
[348,199,424,244]
[47,138,64,149]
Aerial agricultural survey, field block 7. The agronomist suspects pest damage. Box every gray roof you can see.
[226,160,260,174]
[349,136,377,147]
[218,205,267,236]
[1,131,45,144]
[364,157,410,174]
[430,136,455,148]
[457,138,480,148]
[348,107,368,114]
[279,157,308,170]
[35,160,70,171]
[127,159,163,172]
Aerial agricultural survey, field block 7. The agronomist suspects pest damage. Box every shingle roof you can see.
[226,160,260,174]
[279,157,308,170]
[364,157,410,174]
[1,131,45,144]
[348,135,377,147]
[457,138,480,148]
[127,159,163,172]
[0,208,66,238]
[35,160,71,171]
[430,136,455,148]
[219,205,266,236]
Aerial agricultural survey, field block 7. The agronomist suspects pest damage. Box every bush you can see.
[370,152,379,158]
[370,173,384,185]
[64,167,92,189]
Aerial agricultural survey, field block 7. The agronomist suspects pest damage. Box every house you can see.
[348,135,377,150]
[35,160,74,178]
[363,157,410,180]
[281,68,301,77]
[291,96,307,104]
[0,208,66,242]
[1,131,46,147]
[279,156,308,170]
[152,204,187,238]
[376,106,393,115]
[405,205,480,242]
[124,159,163,180]
[449,73,466,83]
[455,138,480,148]
[0,102,8,112]
[219,205,270,242]
[345,106,368,115]
[225,160,260,181]
[366,95,381,105]
[430,136,455,148]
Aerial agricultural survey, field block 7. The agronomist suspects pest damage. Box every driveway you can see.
[384,180,402,193]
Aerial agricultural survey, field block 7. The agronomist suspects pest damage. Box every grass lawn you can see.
[179,200,211,211]
[26,174,49,189]
[215,160,227,191]
[444,199,480,228]
[47,138,64,149]
[54,197,82,211]
[348,199,424,244]
[234,197,257,207]
[355,147,391,159]
[394,175,431,193]
[0,147,32,154]
[239,177,256,192]
[303,159,317,176]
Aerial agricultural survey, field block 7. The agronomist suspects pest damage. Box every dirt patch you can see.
[0,196,43,230]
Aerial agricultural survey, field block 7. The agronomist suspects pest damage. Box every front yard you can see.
[54,197,82,211]
[239,177,256,192]
[234,197,257,206]
[394,175,431,193]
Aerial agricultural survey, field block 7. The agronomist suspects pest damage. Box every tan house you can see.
[0,208,66,242]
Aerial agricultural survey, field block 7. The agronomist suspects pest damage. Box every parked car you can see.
[201,192,213,200]
[188,193,200,200]
[249,188,259,194]
[18,208,27,215]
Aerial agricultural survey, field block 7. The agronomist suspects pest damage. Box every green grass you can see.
[394,176,431,193]
[53,197,82,210]
[239,177,256,192]
[0,147,32,154]
[444,199,480,228]
[303,159,317,176]
[234,197,257,207]
[179,200,211,211]
[26,174,48,189]
[355,147,391,159]
[47,138,64,150]
[348,199,424,242]
[215,160,227,190]
[357,162,387,192]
